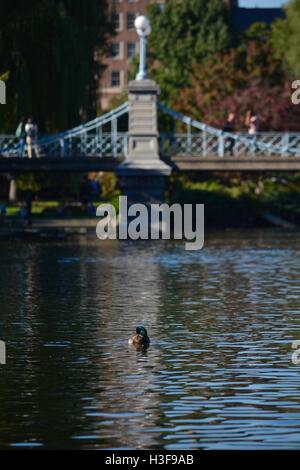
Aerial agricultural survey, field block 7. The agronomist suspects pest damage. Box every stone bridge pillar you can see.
[116,79,171,204]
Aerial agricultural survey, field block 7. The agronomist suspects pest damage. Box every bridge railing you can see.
[0,133,128,158]
[160,132,300,157]
[39,132,128,158]
[0,103,129,158]
[0,135,19,156]
[158,103,300,157]
[3,131,300,158]
[2,98,300,158]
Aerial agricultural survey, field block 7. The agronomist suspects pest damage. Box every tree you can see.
[272,0,300,78]
[218,84,300,131]
[147,0,233,103]
[16,173,83,199]
[177,22,300,131]
[0,0,113,133]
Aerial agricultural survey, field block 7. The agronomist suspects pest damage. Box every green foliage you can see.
[99,172,119,199]
[271,0,300,78]
[176,20,299,131]
[171,182,258,227]
[16,174,42,193]
[169,173,300,227]
[108,191,121,214]
[0,72,10,82]
[0,0,113,133]
[16,173,82,196]
[147,0,233,103]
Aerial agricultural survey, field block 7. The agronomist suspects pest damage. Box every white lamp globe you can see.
[134,15,151,37]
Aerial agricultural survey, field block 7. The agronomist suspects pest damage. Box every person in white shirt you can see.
[245,110,259,153]
[25,118,40,159]
[245,110,259,135]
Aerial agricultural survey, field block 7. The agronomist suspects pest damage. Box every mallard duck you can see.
[128,326,150,347]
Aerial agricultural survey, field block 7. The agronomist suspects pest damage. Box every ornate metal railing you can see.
[0,103,129,158]
[1,101,300,158]
[38,133,128,158]
[3,131,300,159]
[160,132,300,157]
[0,133,128,158]
[158,103,300,157]
[0,135,19,155]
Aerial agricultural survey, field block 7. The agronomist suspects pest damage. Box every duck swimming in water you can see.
[128,326,150,347]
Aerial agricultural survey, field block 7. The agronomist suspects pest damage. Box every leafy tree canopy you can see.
[0,0,113,133]
[177,21,299,131]
[271,0,300,78]
[147,0,233,102]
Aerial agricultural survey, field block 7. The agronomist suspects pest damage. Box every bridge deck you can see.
[0,156,124,172]
[170,155,300,171]
[1,154,300,173]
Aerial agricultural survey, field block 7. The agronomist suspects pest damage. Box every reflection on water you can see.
[0,230,300,450]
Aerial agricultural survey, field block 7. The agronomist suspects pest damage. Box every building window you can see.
[127,42,136,59]
[112,13,121,31]
[110,42,121,59]
[111,71,121,87]
[127,13,136,30]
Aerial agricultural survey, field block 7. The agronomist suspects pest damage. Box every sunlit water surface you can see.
[0,230,300,450]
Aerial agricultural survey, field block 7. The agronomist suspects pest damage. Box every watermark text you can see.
[0,341,6,365]
[291,80,300,105]
[0,80,6,105]
[96,197,204,251]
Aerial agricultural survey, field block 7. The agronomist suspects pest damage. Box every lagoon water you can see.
[0,230,300,450]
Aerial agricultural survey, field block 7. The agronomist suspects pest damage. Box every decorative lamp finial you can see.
[134,16,151,81]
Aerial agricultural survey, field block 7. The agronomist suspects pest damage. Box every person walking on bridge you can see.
[223,112,236,156]
[245,110,259,153]
[245,110,259,135]
[25,118,40,159]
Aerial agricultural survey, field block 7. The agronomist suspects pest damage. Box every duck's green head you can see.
[136,326,148,338]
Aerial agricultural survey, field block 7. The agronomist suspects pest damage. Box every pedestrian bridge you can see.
[1,102,300,172]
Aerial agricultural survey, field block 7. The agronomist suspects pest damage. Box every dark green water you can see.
[0,230,300,450]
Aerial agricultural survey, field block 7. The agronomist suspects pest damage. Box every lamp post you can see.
[134,15,151,81]
[116,14,171,205]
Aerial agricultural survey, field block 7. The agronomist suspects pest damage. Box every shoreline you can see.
[0,218,96,241]
[0,216,299,242]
